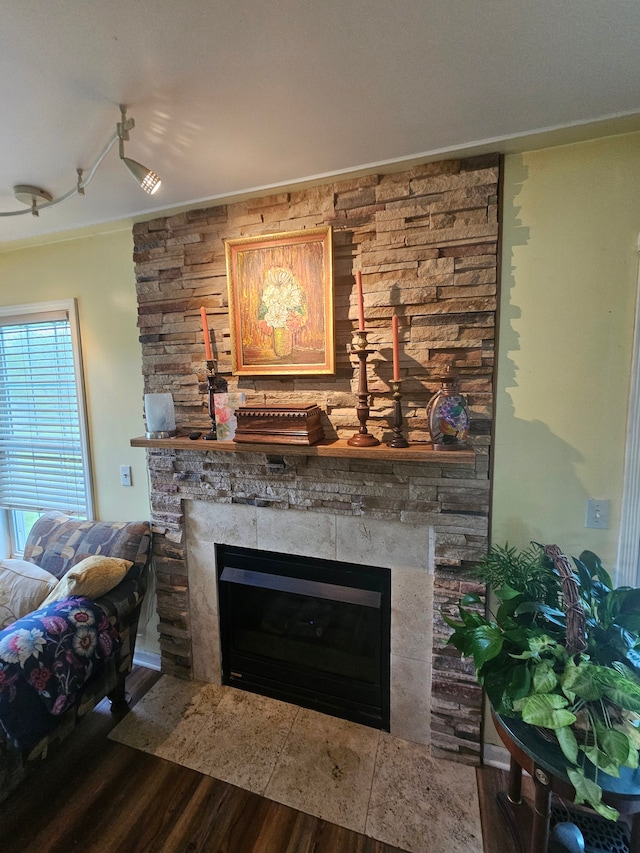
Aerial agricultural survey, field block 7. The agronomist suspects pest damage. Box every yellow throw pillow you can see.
[0,559,58,629]
[41,555,133,606]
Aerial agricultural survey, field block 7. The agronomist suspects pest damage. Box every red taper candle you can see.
[392,314,400,381]
[355,271,365,331]
[200,306,213,361]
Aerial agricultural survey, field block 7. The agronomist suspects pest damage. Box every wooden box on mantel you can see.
[233,405,325,446]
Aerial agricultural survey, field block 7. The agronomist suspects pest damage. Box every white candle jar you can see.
[144,392,177,438]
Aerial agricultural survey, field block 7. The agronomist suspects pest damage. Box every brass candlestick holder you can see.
[387,379,409,447]
[347,330,380,447]
[203,359,227,440]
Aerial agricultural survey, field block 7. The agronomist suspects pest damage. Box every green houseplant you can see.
[444,542,640,820]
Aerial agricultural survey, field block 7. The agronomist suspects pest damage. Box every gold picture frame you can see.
[225,226,334,375]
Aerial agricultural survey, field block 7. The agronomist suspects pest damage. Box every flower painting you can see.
[225,227,334,375]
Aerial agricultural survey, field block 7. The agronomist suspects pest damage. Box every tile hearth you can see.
[109,675,482,853]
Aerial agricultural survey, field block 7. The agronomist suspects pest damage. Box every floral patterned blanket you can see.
[0,596,121,749]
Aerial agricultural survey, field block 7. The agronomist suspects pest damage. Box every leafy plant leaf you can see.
[609,588,640,633]
[442,613,464,631]
[502,626,539,646]
[619,728,640,766]
[619,613,640,633]
[527,634,557,655]
[594,666,640,712]
[596,567,614,592]
[459,607,487,628]
[514,600,566,627]
[521,694,576,728]
[625,648,640,672]
[591,580,612,605]
[494,584,521,601]
[468,624,504,668]
[510,633,559,661]
[572,557,595,597]
[592,801,622,821]
[556,724,578,764]
[566,768,619,821]
[460,592,483,607]
[578,550,613,590]
[506,664,532,700]
[496,597,522,626]
[533,661,558,694]
[562,662,606,701]
[482,664,510,711]
[614,727,639,769]
[584,724,629,776]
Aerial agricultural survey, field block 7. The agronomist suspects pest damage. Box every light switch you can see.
[585,499,609,529]
[120,465,132,487]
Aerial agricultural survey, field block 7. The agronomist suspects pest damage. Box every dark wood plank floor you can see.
[476,764,526,853]
[0,667,406,853]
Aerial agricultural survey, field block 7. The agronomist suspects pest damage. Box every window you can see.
[0,300,93,554]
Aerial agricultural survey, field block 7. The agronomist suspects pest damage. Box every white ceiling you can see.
[2,0,639,249]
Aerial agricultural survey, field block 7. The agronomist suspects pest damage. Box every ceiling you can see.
[2,0,640,249]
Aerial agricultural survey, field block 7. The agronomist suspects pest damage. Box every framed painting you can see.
[225,226,334,375]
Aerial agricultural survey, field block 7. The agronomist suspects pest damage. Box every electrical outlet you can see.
[120,465,132,487]
[585,499,609,529]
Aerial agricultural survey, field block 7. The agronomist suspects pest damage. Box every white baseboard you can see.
[482,742,510,771]
[133,650,162,671]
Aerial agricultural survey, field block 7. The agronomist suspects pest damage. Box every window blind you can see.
[0,312,90,516]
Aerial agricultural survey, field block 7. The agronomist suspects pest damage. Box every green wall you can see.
[495,132,640,570]
[0,229,150,524]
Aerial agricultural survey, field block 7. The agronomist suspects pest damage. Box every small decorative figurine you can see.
[426,367,469,450]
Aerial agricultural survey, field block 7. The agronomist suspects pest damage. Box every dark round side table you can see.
[492,711,640,853]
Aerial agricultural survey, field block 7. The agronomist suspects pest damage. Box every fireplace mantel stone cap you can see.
[131,435,476,464]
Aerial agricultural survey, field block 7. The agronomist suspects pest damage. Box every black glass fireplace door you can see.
[217,545,391,730]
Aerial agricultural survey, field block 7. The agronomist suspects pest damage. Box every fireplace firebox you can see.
[217,544,391,729]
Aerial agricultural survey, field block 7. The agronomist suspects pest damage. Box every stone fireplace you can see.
[142,444,488,762]
[133,153,499,763]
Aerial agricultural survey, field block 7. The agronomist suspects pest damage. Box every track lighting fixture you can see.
[117,105,161,196]
[0,105,161,218]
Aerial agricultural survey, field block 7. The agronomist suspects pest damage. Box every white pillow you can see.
[0,558,58,629]
[41,555,133,606]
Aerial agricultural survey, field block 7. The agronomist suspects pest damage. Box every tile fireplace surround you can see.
[134,154,499,763]
[188,500,432,742]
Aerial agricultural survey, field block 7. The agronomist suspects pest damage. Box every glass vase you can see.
[426,370,469,450]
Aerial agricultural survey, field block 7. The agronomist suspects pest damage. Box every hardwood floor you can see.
[475,764,525,853]
[0,668,405,853]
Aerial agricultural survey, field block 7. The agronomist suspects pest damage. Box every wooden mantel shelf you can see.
[130,434,475,463]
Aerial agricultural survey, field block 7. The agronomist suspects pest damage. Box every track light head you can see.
[121,156,162,195]
[117,106,162,195]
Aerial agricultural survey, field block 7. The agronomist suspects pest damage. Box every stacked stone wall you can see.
[133,153,501,762]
